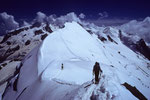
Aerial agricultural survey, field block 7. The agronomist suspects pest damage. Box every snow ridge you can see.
[2,22,150,100]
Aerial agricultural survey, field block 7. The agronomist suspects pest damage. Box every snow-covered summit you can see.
[2,22,150,100]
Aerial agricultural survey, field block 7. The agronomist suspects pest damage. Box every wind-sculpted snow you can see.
[33,22,104,83]
[2,22,150,100]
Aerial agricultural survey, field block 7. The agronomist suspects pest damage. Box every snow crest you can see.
[37,22,102,83]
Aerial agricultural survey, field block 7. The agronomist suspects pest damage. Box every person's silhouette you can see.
[93,62,102,84]
[61,63,64,70]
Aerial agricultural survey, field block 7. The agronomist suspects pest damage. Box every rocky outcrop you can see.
[136,39,150,60]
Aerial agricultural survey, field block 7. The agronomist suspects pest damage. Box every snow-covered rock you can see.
[0,20,54,97]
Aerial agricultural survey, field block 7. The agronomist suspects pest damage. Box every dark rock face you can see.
[122,82,147,100]
[107,35,118,44]
[107,35,113,42]
[10,27,29,36]
[41,34,48,40]
[6,41,11,45]
[119,30,150,60]
[0,27,29,44]
[45,24,53,33]
[1,63,7,67]
[25,40,31,45]
[77,22,84,27]
[0,45,20,63]
[0,34,11,44]
[30,22,41,29]
[119,31,136,50]
[98,35,107,42]
[34,30,44,35]
[136,39,150,60]
[13,63,23,91]
[8,45,20,53]
[86,30,93,34]
[0,63,7,70]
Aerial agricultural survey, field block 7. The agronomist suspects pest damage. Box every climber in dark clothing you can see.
[93,62,102,84]
[61,63,64,70]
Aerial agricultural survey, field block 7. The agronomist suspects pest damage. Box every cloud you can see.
[54,12,81,26]
[22,21,30,26]
[87,18,130,26]
[47,14,57,24]
[0,11,83,36]
[32,12,81,26]
[119,17,150,44]
[0,12,19,35]
[32,11,130,27]
[79,13,85,19]
[33,11,47,23]
[98,11,108,19]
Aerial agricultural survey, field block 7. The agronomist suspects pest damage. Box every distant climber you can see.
[93,62,102,84]
[61,63,64,70]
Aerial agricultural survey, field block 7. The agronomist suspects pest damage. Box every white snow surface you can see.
[3,22,150,100]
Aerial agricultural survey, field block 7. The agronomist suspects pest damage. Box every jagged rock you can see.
[0,45,20,63]
[41,34,48,40]
[30,22,41,29]
[6,41,11,45]
[9,27,29,36]
[1,63,7,67]
[98,35,107,42]
[107,35,113,42]
[119,30,150,60]
[8,45,20,53]
[122,82,147,100]
[86,30,93,34]
[136,39,150,60]
[34,30,44,35]
[107,35,118,44]
[45,24,53,33]
[25,40,30,45]
[0,27,29,44]
[0,34,11,44]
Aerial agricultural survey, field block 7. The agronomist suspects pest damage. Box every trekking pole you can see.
[99,71,103,82]
[92,72,94,83]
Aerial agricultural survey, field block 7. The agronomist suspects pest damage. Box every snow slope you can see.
[2,22,150,100]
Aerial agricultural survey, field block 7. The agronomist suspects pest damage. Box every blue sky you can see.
[0,0,150,36]
[0,0,150,20]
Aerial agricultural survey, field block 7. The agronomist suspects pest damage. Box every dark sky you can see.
[0,0,150,20]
